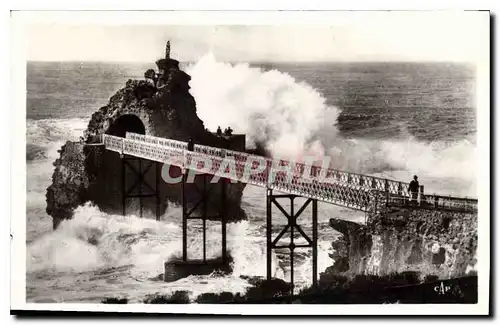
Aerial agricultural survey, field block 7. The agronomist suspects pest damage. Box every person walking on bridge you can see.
[409,175,420,205]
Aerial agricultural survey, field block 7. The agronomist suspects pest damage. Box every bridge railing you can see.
[192,143,375,209]
[103,134,124,152]
[126,132,187,150]
[387,193,478,212]
[103,133,477,213]
[107,133,374,210]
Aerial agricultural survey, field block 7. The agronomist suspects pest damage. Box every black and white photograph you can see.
[9,10,490,315]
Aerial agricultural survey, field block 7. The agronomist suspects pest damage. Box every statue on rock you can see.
[165,40,171,59]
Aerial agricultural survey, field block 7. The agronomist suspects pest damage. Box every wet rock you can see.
[101,297,128,304]
[238,277,292,301]
[325,207,477,279]
[143,291,190,304]
[195,291,238,304]
[328,218,372,275]
[163,255,233,282]
[46,142,90,229]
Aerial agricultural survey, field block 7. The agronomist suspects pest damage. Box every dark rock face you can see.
[143,291,190,304]
[195,277,292,303]
[163,256,233,282]
[46,56,247,229]
[326,219,372,275]
[46,142,90,228]
[324,207,477,280]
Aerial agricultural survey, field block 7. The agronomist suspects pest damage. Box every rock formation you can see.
[324,206,477,280]
[46,43,247,229]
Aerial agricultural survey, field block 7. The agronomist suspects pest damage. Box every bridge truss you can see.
[102,132,478,292]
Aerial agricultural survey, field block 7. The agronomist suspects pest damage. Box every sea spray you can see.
[26,203,287,281]
[187,54,476,196]
[26,118,89,240]
[27,204,181,273]
[26,118,88,162]
[187,54,339,158]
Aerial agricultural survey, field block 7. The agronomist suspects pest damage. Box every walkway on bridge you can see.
[101,131,478,292]
[103,132,477,214]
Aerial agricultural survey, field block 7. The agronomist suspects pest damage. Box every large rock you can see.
[46,142,91,224]
[327,219,371,274]
[324,207,477,280]
[46,52,247,229]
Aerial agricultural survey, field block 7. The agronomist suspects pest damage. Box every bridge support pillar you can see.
[266,189,318,294]
[180,171,228,264]
[121,156,162,220]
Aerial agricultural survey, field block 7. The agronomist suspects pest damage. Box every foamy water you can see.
[25,56,477,302]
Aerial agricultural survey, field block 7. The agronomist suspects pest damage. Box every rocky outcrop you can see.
[327,218,372,274]
[46,142,90,223]
[46,47,247,229]
[324,207,477,280]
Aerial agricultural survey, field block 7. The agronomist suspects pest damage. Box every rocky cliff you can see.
[324,206,477,280]
[46,50,247,229]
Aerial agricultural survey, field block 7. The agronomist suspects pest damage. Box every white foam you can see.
[187,54,339,158]
[187,55,476,196]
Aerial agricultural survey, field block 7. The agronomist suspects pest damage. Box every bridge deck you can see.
[102,132,477,214]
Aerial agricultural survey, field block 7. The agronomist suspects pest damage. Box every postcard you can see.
[10,10,490,316]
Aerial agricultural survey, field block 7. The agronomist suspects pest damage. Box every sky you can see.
[21,11,489,63]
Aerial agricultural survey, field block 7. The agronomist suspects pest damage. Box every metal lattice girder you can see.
[121,157,161,220]
[102,133,478,213]
[266,190,318,294]
[180,172,229,264]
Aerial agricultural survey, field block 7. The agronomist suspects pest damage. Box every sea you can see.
[26,55,477,303]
